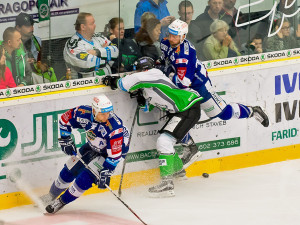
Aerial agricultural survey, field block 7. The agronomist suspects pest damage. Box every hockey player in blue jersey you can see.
[41,94,129,214]
[158,19,269,164]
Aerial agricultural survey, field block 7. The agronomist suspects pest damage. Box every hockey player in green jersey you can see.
[103,56,203,197]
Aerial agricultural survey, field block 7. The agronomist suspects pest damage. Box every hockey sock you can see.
[61,169,93,204]
[50,166,75,198]
[237,103,251,118]
[219,103,251,120]
[159,154,182,177]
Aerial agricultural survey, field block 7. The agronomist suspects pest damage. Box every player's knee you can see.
[157,133,176,154]
[76,170,94,191]
[218,105,233,120]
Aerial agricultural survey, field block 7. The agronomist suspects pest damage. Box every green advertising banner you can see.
[37,0,50,23]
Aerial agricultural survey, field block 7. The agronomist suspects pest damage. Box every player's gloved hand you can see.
[98,169,112,189]
[130,90,146,107]
[155,64,166,73]
[102,76,119,90]
[155,64,175,78]
[58,136,77,156]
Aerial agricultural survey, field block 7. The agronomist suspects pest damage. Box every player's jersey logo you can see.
[175,58,188,64]
[61,109,73,124]
[177,67,187,80]
[78,108,91,114]
[67,38,78,49]
[109,128,123,138]
[87,130,97,140]
[110,137,123,155]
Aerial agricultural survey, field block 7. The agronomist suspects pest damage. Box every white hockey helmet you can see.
[92,94,113,117]
[168,19,189,37]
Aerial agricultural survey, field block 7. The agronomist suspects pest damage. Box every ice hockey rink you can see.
[1,159,300,225]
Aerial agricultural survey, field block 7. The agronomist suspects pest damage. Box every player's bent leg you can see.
[46,169,94,214]
[200,84,252,121]
[40,165,75,206]
[218,104,269,127]
[171,102,201,169]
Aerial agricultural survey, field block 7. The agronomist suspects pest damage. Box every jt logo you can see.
[0,119,18,160]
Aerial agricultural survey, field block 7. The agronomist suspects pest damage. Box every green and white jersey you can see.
[118,68,203,113]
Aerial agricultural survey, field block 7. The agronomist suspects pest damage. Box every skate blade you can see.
[183,151,203,169]
[148,190,175,198]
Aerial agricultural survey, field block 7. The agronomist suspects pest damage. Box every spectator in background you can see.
[15,13,57,84]
[220,0,247,48]
[203,19,240,60]
[141,12,156,27]
[273,0,297,33]
[0,27,32,86]
[265,18,300,52]
[188,0,224,60]
[178,1,194,25]
[64,12,119,79]
[240,34,264,55]
[134,0,175,40]
[104,17,142,72]
[135,18,162,61]
[0,45,16,89]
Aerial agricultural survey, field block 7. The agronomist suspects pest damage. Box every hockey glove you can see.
[98,169,112,189]
[58,136,77,156]
[155,64,175,77]
[102,75,119,90]
[130,90,146,107]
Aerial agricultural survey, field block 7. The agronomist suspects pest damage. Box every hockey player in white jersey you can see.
[64,12,119,79]
[103,57,203,197]
[41,95,130,213]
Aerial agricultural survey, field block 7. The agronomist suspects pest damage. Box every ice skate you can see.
[148,179,175,198]
[173,169,187,181]
[45,197,65,214]
[250,106,269,127]
[181,143,202,169]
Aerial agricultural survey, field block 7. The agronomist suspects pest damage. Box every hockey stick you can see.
[118,106,139,197]
[74,153,147,225]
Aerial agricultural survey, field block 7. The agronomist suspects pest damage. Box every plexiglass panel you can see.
[0,0,299,94]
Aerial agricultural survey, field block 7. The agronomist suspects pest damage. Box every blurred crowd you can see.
[0,0,299,89]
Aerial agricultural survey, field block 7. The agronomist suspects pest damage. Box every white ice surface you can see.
[1,159,300,225]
